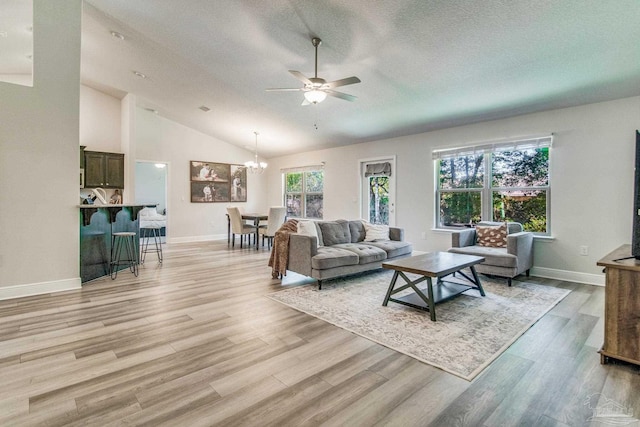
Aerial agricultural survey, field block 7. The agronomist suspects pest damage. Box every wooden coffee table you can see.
[382,252,485,321]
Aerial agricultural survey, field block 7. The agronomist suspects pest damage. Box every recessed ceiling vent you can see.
[199,106,211,112]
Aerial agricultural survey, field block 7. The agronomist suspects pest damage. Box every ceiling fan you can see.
[266,37,361,105]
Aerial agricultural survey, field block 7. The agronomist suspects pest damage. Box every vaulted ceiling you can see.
[4,1,640,157]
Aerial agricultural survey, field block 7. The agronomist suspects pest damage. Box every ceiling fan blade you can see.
[289,70,312,85]
[325,89,357,102]
[265,88,303,92]
[301,98,311,106]
[323,76,361,89]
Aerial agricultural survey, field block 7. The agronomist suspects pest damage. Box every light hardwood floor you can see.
[1,241,638,426]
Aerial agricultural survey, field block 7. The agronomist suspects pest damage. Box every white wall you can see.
[266,96,640,285]
[135,108,268,242]
[79,85,121,151]
[0,1,82,297]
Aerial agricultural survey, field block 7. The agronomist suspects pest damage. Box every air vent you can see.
[199,106,211,112]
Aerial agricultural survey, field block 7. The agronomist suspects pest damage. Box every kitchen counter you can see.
[79,204,153,282]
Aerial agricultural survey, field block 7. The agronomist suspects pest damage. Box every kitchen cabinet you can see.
[84,151,124,188]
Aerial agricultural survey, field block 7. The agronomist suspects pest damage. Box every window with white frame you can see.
[283,166,324,219]
[434,135,552,234]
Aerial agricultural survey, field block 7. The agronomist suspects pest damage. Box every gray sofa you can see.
[448,221,533,286]
[287,219,412,289]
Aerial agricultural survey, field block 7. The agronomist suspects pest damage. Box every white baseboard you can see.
[168,234,226,244]
[530,266,605,286]
[0,277,82,301]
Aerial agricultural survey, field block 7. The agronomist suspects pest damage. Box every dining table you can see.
[226,212,268,249]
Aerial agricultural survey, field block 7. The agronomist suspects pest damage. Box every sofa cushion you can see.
[349,220,366,243]
[333,243,387,265]
[448,246,517,268]
[297,220,322,247]
[319,221,351,246]
[363,222,390,241]
[476,223,507,248]
[311,246,359,270]
[366,240,413,259]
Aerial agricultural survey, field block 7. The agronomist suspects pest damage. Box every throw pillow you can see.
[297,221,322,247]
[476,223,508,248]
[363,222,390,241]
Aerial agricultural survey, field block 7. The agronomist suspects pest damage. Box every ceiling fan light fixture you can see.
[304,90,327,104]
[266,36,360,105]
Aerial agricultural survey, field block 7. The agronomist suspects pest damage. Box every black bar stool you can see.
[110,231,139,279]
[140,226,163,264]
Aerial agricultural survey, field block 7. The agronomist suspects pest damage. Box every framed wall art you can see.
[230,164,247,202]
[189,161,247,203]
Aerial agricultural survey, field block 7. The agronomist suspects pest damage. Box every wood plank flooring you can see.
[1,241,639,426]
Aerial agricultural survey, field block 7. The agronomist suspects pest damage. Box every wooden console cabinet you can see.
[597,245,640,366]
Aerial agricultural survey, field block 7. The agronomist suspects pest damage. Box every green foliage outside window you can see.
[439,192,482,226]
[285,170,323,219]
[286,172,302,192]
[439,154,484,189]
[368,176,389,224]
[437,147,549,233]
[492,149,549,187]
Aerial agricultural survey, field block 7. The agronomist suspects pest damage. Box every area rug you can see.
[268,270,570,381]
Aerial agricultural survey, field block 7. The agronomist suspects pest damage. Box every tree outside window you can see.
[285,170,323,219]
[436,146,550,234]
[368,176,390,225]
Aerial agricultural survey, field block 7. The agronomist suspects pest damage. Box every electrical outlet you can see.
[421,231,427,240]
[579,246,589,256]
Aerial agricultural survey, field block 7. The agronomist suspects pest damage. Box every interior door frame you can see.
[135,159,170,236]
[358,155,397,226]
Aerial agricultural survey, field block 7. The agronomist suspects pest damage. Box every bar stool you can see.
[110,231,139,279]
[140,226,163,264]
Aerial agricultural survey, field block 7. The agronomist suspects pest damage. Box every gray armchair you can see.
[448,221,533,286]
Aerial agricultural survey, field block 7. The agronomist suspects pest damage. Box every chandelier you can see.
[245,131,267,174]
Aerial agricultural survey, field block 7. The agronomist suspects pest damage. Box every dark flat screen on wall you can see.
[632,130,640,258]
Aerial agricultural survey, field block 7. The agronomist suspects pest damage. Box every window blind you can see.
[364,162,392,177]
[432,134,553,160]
[280,164,324,173]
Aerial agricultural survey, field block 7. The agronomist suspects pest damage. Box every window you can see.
[363,161,393,225]
[284,169,324,219]
[434,136,552,234]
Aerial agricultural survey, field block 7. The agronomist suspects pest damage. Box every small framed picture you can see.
[230,164,247,202]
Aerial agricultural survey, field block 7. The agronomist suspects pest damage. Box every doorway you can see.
[360,157,396,226]
[135,161,168,236]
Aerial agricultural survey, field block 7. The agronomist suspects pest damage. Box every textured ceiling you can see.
[4,1,640,157]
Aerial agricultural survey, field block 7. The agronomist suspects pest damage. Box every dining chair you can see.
[227,207,257,248]
[259,206,287,249]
